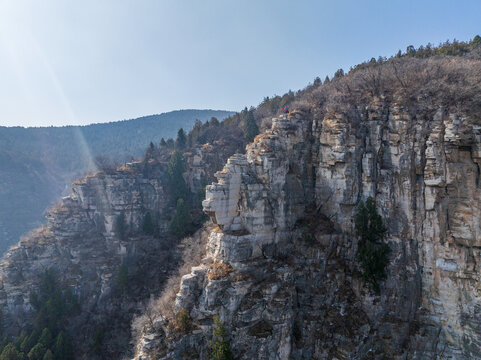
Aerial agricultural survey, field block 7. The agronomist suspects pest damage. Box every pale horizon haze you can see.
[0,0,480,127]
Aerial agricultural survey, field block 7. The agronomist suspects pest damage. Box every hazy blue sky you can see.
[0,0,480,127]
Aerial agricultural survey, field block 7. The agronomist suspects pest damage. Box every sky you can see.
[0,1,480,127]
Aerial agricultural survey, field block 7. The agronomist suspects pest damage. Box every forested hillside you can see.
[0,110,233,254]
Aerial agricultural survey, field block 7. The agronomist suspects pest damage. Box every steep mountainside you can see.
[1,40,481,360]
[0,110,234,254]
[136,105,481,359]
[132,54,481,358]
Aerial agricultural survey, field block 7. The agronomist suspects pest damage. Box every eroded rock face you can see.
[0,139,239,359]
[136,107,481,359]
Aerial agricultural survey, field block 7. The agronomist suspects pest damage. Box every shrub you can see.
[355,197,390,292]
[208,262,234,280]
[174,309,192,335]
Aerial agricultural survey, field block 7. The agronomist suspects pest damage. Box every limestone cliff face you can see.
[135,106,481,359]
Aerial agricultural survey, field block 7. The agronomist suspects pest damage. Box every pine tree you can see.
[42,350,54,360]
[160,137,167,147]
[145,141,157,160]
[117,264,128,292]
[142,211,155,235]
[333,68,344,78]
[0,343,23,360]
[472,35,481,48]
[27,343,45,360]
[355,197,390,292]
[168,150,189,202]
[176,128,187,149]
[53,332,73,360]
[243,110,259,142]
[170,198,193,237]
[113,212,127,240]
[38,328,52,347]
[209,315,234,360]
[91,326,105,355]
[209,117,219,126]
[0,307,3,338]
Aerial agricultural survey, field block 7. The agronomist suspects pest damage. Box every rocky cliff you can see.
[135,98,481,359]
[0,137,240,359]
[2,48,481,360]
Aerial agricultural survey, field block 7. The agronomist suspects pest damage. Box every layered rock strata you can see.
[136,107,481,359]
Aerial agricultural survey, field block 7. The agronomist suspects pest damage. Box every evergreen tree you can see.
[38,328,52,347]
[209,117,219,126]
[117,264,128,293]
[168,150,189,202]
[144,141,157,160]
[355,197,390,292]
[0,343,23,360]
[324,75,330,84]
[42,350,54,360]
[176,128,187,149]
[159,137,167,147]
[170,198,193,237]
[209,315,234,360]
[243,110,259,142]
[333,68,344,78]
[91,326,104,355]
[472,35,481,47]
[53,332,73,360]
[142,211,155,235]
[113,212,127,240]
[0,308,3,338]
[20,331,38,354]
[27,343,45,360]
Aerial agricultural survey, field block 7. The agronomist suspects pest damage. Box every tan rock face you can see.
[140,107,481,359]
[0,163,169,321]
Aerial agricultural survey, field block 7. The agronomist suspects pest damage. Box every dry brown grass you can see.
[18,226,53,247]
[208,262,233,280]
[253,133,271,144]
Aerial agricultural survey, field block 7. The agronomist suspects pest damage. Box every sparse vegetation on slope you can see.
[0,109,234,254]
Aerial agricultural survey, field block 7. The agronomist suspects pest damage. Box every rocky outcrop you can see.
[0,160,174,357]
[0,138,239,359]
[135,105,481,359]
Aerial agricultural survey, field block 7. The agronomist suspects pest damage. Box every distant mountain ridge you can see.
[0,109,234,254]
